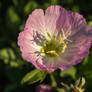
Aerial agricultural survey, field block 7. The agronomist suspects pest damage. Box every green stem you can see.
[49,72,57,87]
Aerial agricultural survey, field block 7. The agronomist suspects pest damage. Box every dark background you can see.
[0,0,92,92]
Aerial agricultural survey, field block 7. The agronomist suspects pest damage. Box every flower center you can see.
[41,32,68,59]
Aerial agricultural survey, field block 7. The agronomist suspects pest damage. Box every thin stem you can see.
[49,72,57,87]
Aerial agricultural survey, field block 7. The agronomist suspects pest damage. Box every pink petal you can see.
[18,29,41,55]
[67,11,86,36]
[25,9,45,36]
[22,52,54,72]
[45,5,66,35]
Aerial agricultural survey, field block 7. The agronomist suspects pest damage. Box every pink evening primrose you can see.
[18,5,92,72]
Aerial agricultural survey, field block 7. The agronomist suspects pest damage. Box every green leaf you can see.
[6,7,20,30]
[72,6,80,12]
[56,88,65,92]
[0,48,15,63]
[78,49,92,85]
[88,21,92,27]
[21,69,45,85]
[24,1,38,15]
[0,48,21,67]
[60,67,77,79]
[40,71,48,82]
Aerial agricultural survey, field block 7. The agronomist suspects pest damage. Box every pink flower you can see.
[35,84,51,92]
[18,5,92,72]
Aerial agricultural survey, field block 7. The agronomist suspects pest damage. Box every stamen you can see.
[40,48,45,56]
[61,43,67,53]
[62,28,66,39]
[47,31,51,38]
[58,34,64,44]
[41,48,44,53]
[40,29,72,58]
[66,39,72,42]
[46,50,59,56]
[61,28,72,42]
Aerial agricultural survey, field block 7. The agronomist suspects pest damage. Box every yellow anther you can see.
[61,43,67,53]
[41,48,44,53]
[46,50,59,56]
[58,34,64,44]
[40,48,45,56]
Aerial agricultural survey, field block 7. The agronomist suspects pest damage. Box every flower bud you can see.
[35,84,51,92]
[61,77,85,92]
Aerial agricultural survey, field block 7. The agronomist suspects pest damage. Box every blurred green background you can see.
[0,0,92,92]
